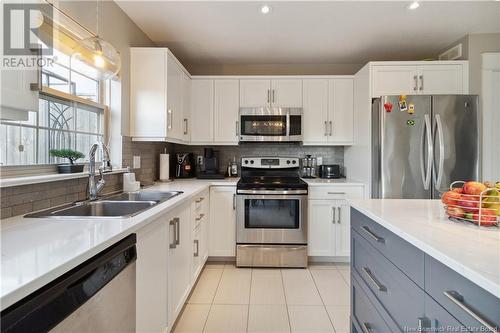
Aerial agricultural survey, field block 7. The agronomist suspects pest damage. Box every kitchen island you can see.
[349,199,499,333]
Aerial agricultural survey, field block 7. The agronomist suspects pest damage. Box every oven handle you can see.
[237,189,308,195]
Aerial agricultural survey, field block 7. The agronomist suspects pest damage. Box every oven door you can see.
[236,193,307,244]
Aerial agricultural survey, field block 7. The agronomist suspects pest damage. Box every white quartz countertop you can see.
[0,178,238,311]
[349,199,500,299]
[302,178,364,186]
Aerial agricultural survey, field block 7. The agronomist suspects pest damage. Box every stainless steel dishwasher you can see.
[1,235,137,333]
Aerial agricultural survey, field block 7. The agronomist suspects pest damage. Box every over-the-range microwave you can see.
[238,107,303,142]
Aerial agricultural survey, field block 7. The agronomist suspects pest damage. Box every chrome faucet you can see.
[88,141,112,200]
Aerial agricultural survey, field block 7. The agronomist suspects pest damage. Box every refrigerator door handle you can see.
[420,114,433,190]
[433,114,445,190]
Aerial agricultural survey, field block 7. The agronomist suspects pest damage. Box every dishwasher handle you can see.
[0,234,137,333]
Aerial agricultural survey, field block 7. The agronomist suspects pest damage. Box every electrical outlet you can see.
[317,156,323,166]
[133,156,141,169]
[197,156,203,165]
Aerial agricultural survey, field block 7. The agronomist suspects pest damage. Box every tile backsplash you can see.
[0,173,123,219]
[173,143,344,175]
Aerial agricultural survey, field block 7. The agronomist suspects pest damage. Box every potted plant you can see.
[50,149,86,174]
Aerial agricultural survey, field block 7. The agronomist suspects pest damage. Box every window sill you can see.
[0,168,129,188]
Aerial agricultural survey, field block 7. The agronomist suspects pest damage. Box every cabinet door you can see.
[168,205,192,328]
[372,65,418,97]
[302,79,329,144]
[271,79,302,107]
[240,79,270,107]
[130,48,167,137]
[166,54,183,140]
[201,214,209,262]
[136,216,168,333]
[418,65,464,94]
[1,68,38,120]
[214,79,239,144]
[191,225,202,284]
[308,200,336,256]
[329,79,354,144]
[181,72,191,142]
[335,200,351,257]
[209,186,236,257]
[190,79,214,143]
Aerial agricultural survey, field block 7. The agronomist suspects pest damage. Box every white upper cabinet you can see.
[240,79,302,107]
[329,78,354,144]
[190,79,214,143]
[271,79,302,107]
[239,79,270,107]
[371,61,468,97]
[418,64,465,95]
[303,78,354,145]
[303,79,329,143]
[1,68,38,121]
[214,79,239,144]
[130,48,190,143]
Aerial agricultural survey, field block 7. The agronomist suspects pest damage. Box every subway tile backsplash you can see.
[173,143,344,174]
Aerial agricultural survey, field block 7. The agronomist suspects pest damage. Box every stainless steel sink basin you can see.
[25,190,184,219]
[105,191,183,203]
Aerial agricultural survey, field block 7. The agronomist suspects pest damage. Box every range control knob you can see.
[250,160,254,164]
[292,160,297,164]
[286,160,291,164]
[244,160,249,164]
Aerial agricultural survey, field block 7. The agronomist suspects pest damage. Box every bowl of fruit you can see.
[441,181,499,227]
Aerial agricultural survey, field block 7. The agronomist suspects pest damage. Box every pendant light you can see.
[71,0,121,80]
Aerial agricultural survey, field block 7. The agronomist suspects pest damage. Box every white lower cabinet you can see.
[209,186,236,257]
[308,185,364,258]
[136,215,169,333]
[191,189,209,284]
[167,203,192,330]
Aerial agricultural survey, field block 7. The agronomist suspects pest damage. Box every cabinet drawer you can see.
[352,273,396,333]
[425,255,500,332]
[308,186,364,200]
[352,230,425,331]
[424,293,469,332]
[351,208,424,287]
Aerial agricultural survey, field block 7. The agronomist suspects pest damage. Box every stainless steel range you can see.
[236,157,308,268]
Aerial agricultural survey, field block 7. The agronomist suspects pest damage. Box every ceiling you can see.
[116,1,500,67]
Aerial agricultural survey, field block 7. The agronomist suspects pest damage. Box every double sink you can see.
[26,190,183,219]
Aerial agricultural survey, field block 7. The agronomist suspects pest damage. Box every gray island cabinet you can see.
[350,208,500,333]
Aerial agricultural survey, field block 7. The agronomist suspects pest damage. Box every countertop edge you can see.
[348,200,500,299]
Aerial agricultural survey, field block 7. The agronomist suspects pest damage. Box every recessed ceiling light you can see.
[260,5,271,14]
[408,1,420,10]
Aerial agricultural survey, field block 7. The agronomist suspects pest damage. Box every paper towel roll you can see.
[160,153,170,181]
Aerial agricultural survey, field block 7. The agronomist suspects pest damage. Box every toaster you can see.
[319,164,341,179]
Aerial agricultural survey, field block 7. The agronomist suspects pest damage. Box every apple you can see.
[441,191,461,206]
[463,181,487,196]
[458,194,480,211]
[452,187,464,194]
[472,208,498,226]
[446,206,465,218]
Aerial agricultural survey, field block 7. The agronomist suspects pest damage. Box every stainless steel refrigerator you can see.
[371,95,480,199]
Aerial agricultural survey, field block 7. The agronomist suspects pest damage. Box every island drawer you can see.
[425,255,500,332]
[424,293,469,332]
[352,230,425,331]
[352,272,397,333]
[351,208,424,287]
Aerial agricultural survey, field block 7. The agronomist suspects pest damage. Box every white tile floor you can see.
[173,262,351,333]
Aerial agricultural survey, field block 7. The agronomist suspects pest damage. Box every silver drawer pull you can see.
[169,219,176,249]
[195,213,205,221]
[443,291,498,333]
[195,197,205,203]
[362,267,387,292]
[327,192,346,195]
[361,226,385,243]
[361,322,373,333]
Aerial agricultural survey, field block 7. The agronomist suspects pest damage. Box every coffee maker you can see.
[197,148,225,179]
[175,153,195,178]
